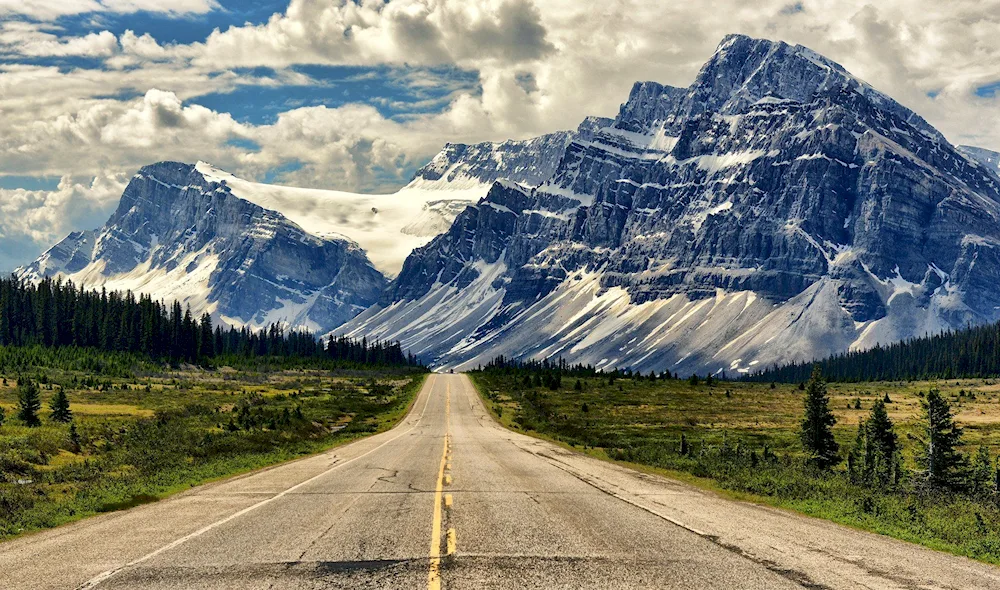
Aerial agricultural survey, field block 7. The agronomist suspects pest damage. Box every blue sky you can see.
[0,0,998,274]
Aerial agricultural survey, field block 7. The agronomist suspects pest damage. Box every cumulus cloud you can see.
[194,0,554,68]
[0,173,127,272]
[0,88,249,179]
[0,22,118,58]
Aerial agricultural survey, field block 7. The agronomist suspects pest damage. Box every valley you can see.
[4,374,999,589]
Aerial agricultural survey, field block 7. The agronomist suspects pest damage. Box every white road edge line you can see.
[76,375,438,589]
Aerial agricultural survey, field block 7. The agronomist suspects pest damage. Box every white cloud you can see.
[0,88,248,179]
[193,0,553,69]
[0,0,219,20]
[0,173,127,272]
[0,22,118,57]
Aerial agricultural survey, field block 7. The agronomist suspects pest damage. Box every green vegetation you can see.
[0,357,425,541]
[471,360,1000,563]
[747,319,1000,382]
[800,366,839,468]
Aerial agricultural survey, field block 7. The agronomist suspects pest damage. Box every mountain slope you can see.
[959,145,1000,180]
[339,34,1000,375]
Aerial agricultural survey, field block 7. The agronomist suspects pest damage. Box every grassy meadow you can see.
[471,371,1000,563]
[0,361,425,541]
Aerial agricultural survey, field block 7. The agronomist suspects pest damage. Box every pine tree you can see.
[918,389,967,489]
[848,419,865,483]
[16,376,41,427]
[971,445,993,495]
[863,399,900,487]
[198,312,214,360]
[69,421,81,452]
[50,387,72,423]
[800,366,839,468]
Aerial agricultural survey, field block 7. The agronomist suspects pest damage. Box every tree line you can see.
[745,320,1000,383]
[0,275,418,366]
[480,355,680,381]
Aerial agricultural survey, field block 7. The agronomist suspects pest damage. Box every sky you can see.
[1,0,999,273]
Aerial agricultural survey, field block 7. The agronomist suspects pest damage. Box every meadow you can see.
[471,370,1000,563]
[0,359,425,540]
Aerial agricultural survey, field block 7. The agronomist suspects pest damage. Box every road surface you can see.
[3,373,999,589]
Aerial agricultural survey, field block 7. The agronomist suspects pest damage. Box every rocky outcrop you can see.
[408,122,608,189]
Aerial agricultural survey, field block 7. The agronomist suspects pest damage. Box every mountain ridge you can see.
[19,161,389,332]
[17,125,593,334]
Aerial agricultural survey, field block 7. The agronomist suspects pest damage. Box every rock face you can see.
[339,34,1000,375]
[408,123,608,189]
[20,162,387,332]
[959,146,1000,179]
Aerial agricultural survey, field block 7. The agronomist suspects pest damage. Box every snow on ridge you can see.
[195,161,484,277]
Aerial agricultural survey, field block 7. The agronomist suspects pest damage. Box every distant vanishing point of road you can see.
[3,374,998,589]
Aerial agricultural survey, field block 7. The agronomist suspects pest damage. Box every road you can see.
[3,373,999,589]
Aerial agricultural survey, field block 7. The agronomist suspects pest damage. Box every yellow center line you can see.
[428,380,452,590]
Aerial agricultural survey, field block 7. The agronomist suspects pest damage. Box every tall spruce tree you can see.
[970,445,993,496]
[198,313,214,359]
[49,388,72,423]
[16,376,41,427]
[862,399,900,487]
[848,418,865,483]
[69,421,81,452]
[800,366,839,468]
[919,389,966,489]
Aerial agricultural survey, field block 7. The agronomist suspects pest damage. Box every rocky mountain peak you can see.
[339,34,1000,376]
[408,131,578,190]
[21,161,387,333]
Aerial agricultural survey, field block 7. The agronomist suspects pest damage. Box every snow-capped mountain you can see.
[959,145,1000,179]
[19,162,387,332]
[338,34,1000,375]
[19,128,584,333]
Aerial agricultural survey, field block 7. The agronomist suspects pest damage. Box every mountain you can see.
[19,128,586,333]
[195,129,590,278]
[338,34,1000,375]
[959,145,1000,179]
[19,162,387,332]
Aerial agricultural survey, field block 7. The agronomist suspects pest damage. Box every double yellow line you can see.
[428,381,456,590]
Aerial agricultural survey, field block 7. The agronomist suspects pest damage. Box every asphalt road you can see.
[3,373,1000,589]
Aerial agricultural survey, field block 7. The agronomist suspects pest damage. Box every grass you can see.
[470,371,1000,565]
[0,364,426,541]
